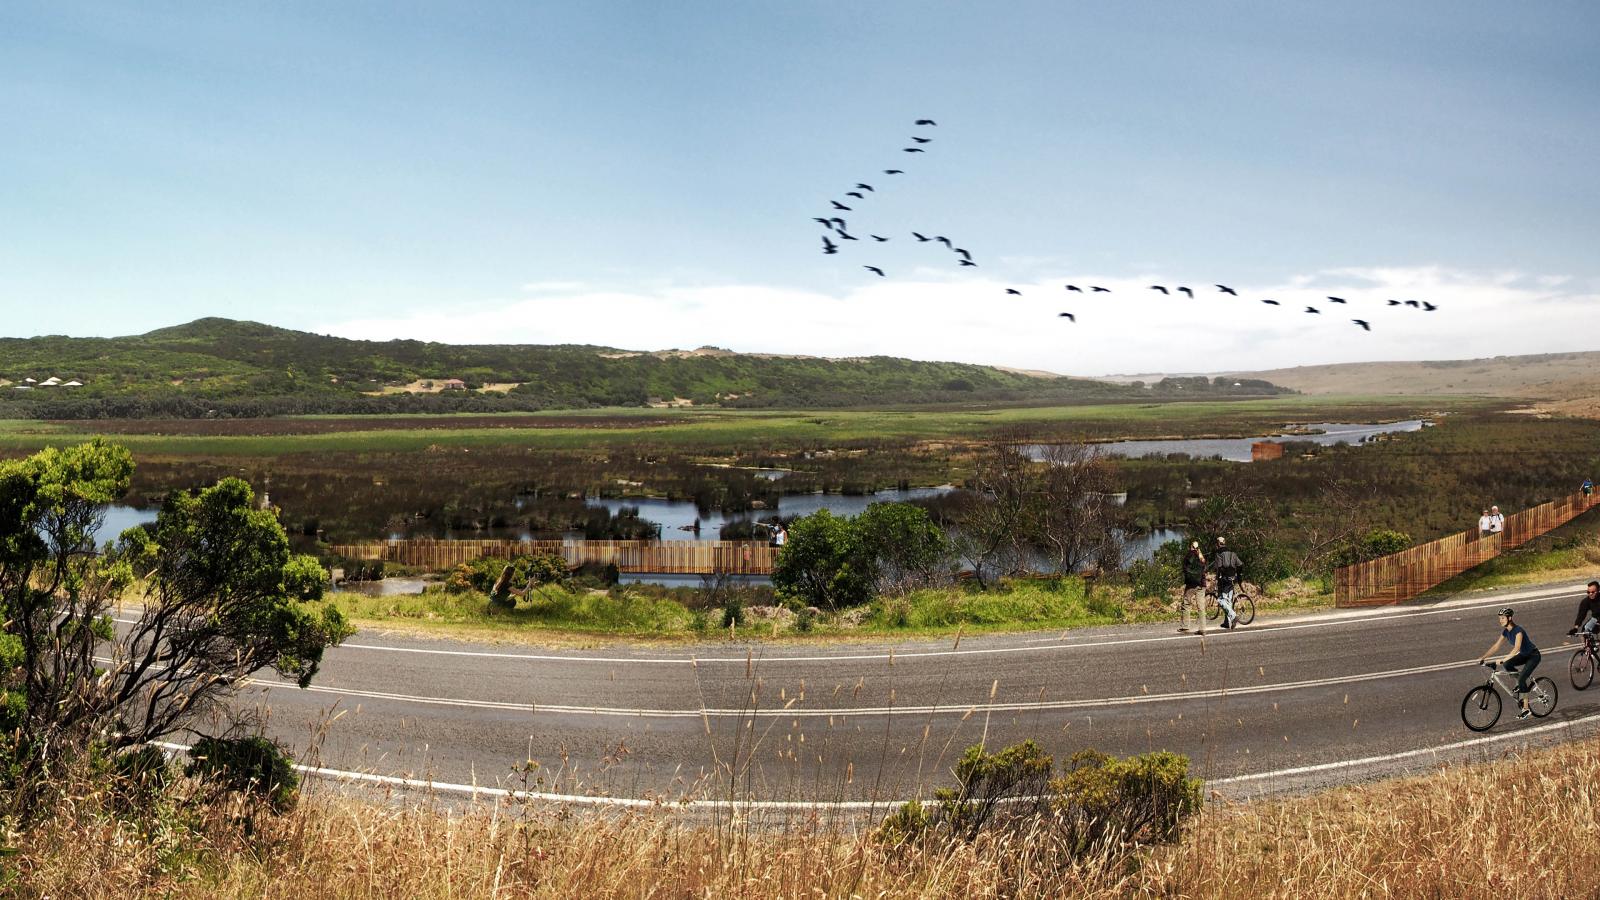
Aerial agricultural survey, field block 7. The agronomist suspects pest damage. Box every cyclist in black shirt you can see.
[1480,607,1541,719]
[1568,581,1600,637]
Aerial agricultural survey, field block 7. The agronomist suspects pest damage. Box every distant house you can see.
[62,380,83,387]
[437,379,468,391]
[1251,441,1285,462]
[40,377,60,386]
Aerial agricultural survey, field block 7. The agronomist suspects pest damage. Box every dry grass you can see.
[11,736,1600,899]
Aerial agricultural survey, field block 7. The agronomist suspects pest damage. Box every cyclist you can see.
[1479,607,1541,719]
[1211,537,1244,629]
[1568,581,1600,637]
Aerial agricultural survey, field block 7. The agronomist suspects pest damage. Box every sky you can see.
[3,2,1598,376]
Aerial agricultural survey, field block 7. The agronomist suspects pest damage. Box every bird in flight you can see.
[829,217,846,229]
[915,119,937,126]
[1091,286,1110,292]
[1353,319,1372,331]
[1065,285,1083,292]
[870,234,889,242]
[1327,296,1348,304]
[959,259,977,267]
[1058,312,1076,321]
[821,235,838,255]
[1177,286,1194,298]
[1150,285,1169,295]
[845,191,864,199]
[935,236,952,247]
[1387,299,1402,306]
[855,183,874,192]
[884,169,904,174]
[1261,299,1281,306]
[1216,285,1237,295]
[864,266,885,277]
[811,217,831,227]
[954,248,972,260]
[838,231,859,241]
[1404,300,1421,308]
[911,136,932,144]
[1305,306,1321,314]
[1422,301,1437,311]
[903,147,926,153]
[912,232,930,242]
[1006,288,1023,295]
[831,200,851,210]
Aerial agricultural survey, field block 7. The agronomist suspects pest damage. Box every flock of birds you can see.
[811,119,1442,334]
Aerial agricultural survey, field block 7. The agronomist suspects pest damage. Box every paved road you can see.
[135,579,1600,806]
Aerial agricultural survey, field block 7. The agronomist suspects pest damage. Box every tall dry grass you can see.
[10,736,1600,899]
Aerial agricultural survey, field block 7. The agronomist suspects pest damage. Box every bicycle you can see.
[1461,661,1557,732]
[1205,583,1256,627]
[1570,630,1599,690]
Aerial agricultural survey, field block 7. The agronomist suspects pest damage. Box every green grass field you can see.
[0,395,1471,457]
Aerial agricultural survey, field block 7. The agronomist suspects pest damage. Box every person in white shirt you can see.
[1488,506,1505,535]
[1478,509,1493,537]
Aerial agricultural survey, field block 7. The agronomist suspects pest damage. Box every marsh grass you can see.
[11,732,1600,898]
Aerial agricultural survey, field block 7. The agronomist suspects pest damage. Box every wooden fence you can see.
[329,539,780,575]
[1334,489,1600,607]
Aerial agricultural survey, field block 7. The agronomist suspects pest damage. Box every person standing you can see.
[1179,542,1207,634]
[1477,508,1493,538]
[1488,506,1506,537]
[1582,478,1594,498]
[1211,537,1245,629]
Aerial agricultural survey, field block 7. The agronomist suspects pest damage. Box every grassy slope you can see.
[1233,348,1600,400]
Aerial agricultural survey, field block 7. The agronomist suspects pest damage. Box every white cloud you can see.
[316,266,1600,377]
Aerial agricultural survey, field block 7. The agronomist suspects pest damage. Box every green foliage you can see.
[1332,528,1414,568]
[852,501,952,594]
[1129,539,1184,600]
[772,508,875,610]
[1052,749,1202,850]
[445,553,569,603]
[186,735,299,811]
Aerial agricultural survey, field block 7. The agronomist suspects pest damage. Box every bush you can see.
[446,553,569,603]
[1053,748,1201,852]
[186,735,299,812]
[771,509,875,610]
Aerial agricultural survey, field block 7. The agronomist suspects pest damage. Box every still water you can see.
[1031,420,1425,463]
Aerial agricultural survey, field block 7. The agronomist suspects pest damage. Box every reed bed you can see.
[10,735,1600,898]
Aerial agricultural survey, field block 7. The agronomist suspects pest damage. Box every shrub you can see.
[186,735,299,812]
[771,509,874,610]
[1052,749,1201,851]
[853,502,952,595]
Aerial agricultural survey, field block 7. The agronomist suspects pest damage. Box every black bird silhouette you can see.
[1058,312,1076,322]
[821,235,838,255]
[1006,288,1023,295]
[870,234,889,242]
[1066,285,1083,292]
[1422,301,1437,311]
[1177,286,1194,298]
[838,231,859,241]
[845,191,864,199]
[954,248,972,260]
[915,119,937,126]
[884,169,905,174]
[903,147,926,153]
[1404,300,1420,308]
[1261,299,1281,306]
[1216,284,1237,295]
[1305,306,1321,314]
[1091,286,1110,292]
[1327,296,1348,304]
[855,183,874,191]
[1353,319,1372,331]
[811,217,831,227]
[935,236,952,247]
[959,259,977,267]
[1387,299,1402,306]
[831,200,851,210]
[1150,285,1169,295]
[912,232,930,242]
[911,136,932,143]
[829,217,846,229]
[864,266,885,277]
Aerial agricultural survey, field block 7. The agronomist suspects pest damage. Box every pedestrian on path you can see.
[1477,508,1493,538]
[1488,505,1505,535]
[1178,541,1207,634]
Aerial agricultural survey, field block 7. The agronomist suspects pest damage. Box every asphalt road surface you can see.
[133,579,1600,808]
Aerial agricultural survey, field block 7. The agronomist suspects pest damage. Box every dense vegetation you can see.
[0,318,1289,417]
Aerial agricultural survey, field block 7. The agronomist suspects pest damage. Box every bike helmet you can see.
[1498,607,1514,618]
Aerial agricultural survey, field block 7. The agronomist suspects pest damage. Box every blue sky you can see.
[4,2,1598,374]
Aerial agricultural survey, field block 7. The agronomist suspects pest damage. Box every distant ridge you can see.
[0,318,1291,418]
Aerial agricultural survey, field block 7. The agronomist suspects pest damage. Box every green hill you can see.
[0,318,1289,418]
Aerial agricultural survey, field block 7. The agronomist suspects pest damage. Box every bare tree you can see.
[1033,443,1123,575]
[951,444,1037,588]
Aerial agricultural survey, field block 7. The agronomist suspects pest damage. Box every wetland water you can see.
[1038,419,1426,462]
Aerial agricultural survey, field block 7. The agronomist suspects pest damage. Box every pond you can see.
[1030,420,1426,463]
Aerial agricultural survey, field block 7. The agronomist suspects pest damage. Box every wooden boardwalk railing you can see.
[329,539,779,575]
[1334,490,1600,607]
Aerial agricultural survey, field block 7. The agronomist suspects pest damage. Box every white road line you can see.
[111,581,1584,667]
[153,708,1600,811]
[236,646,1583,719]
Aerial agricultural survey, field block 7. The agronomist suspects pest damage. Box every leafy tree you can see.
[0,441,350,802]
[852,501,952,595]
[771,509,874,610]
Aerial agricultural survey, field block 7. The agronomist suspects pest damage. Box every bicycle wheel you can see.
[1231,592,1256,627]
[1571,649,1594,691]
[1206,594,1220,621]
[1461,685,1501,732]
[1528,677,1558,718]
